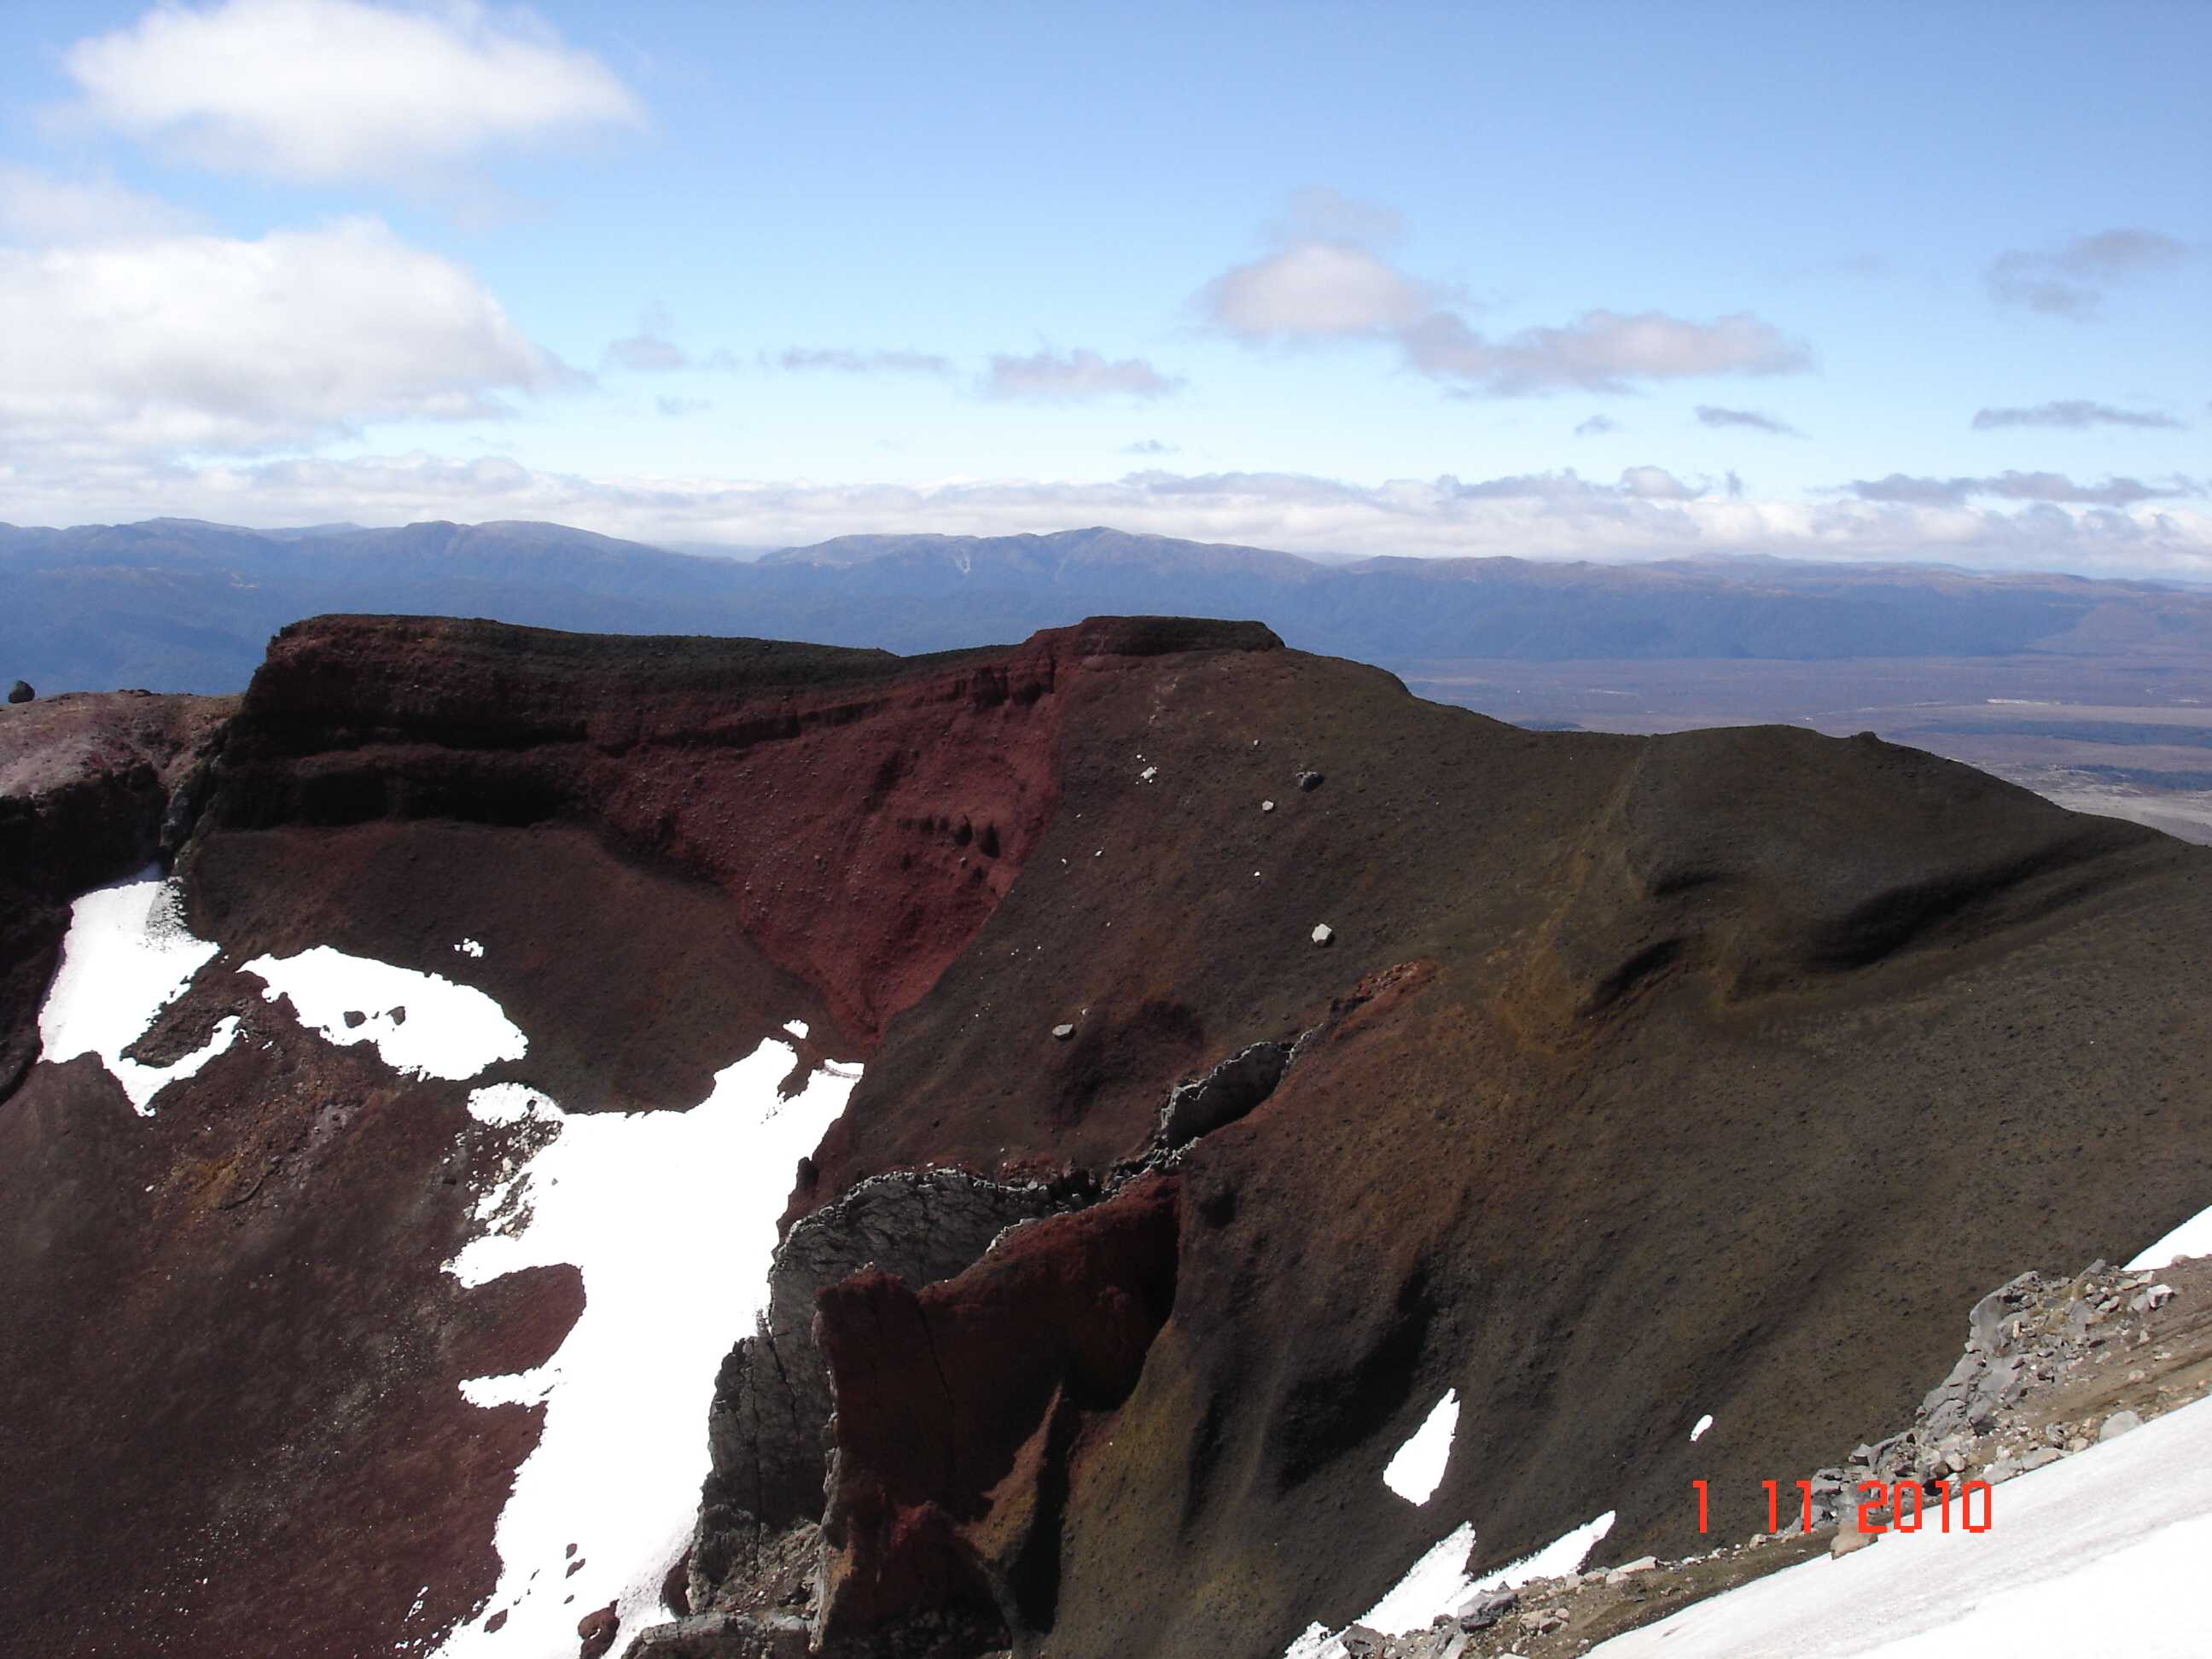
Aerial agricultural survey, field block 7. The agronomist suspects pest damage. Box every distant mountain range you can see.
[6,516,2208,694]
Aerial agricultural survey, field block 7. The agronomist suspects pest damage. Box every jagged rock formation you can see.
[3,613,2210,1659]
[695,1170,1071,1605]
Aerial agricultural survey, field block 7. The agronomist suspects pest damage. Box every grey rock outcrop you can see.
[7,680,32,705]
[691,1168,1065,1607]
[1157,1040,1292,1149]
[619,1610,811,1658]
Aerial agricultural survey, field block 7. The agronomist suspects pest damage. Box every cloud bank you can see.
[1846,471,2191,509]
[9,451,2204,578]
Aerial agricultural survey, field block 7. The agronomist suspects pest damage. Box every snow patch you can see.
[431,1035,861,1658]
[244,946,526,1080]
[1589,1394,2212,1656]
[455,938,485,958]
[2128,1204,2212,1272]
[1382,1389,1458,1505]
[36,870,239,1115]
[1691,1412,1714,1442]
[1285,1509,1615,1654]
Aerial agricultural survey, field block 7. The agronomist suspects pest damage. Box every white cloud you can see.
[1200,241,1445,341]
[983,348,1184,401]
[0,216,567,457]
[1620,465,1701,499]
[0,164,207,243]
[59,0,644,183]
[1197,195,1808,396]
[9,450,2207,577]
[1409,309,1808,395]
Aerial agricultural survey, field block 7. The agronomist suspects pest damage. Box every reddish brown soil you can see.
[0,1003,572,1658]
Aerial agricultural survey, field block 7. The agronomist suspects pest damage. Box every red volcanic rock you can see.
[813,1173,1181,1641]
[207,614,1279,1048]
[577,1600,620,1657]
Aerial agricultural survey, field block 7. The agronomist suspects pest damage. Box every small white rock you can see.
[1261,800,1276,812]
[1311,923,1334,946]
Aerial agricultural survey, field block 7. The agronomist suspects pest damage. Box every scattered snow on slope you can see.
[2128,1207,2212,1272]
[1691,1413,1714,1442]
[432,1034,861,1659]
[244,946,526,1080]
[1591,1394,2212,1657]
[1383,1389,1459,1504]
[1285,1509,1616,1656]
[37,870,238,1114]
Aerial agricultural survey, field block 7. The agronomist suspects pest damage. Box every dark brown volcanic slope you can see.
[3,614,2209,1659]
[787,632,2212,1656]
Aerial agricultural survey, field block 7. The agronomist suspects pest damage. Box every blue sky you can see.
[0,0,2204,569]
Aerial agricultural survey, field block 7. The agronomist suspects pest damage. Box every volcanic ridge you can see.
[2,612,2209,1659]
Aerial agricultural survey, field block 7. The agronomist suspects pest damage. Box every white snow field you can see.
[1286,1510,1617,1657]
[1590,1392,2212,1657]
[2128,1205,2212,1272]
[432,1037,862,1659]
[244,945,527,1080]
[37,870,239,1114]
[1383,1389,1459,1505]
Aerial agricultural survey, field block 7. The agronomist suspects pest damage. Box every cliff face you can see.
[3,614,2209,1659]
[0,690,234,1096]
[207,614,1273,1047]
